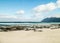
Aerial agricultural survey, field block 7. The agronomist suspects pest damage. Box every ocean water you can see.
[0,22,60,26]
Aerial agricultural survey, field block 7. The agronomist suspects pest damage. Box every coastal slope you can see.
[41,17,60,22]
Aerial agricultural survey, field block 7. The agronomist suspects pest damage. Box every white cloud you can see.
[0,15,17,19]
[52,14,60,18]
[0,14,36,21]
[56,0,60,8]
[16,10,25,14]
[0,14,19,21]
[33,0,60,20]
[46,2,56,11]
[33,2,56,13]
[33,5,46,13]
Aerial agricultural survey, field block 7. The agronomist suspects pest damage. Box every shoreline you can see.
[0,24,60,32]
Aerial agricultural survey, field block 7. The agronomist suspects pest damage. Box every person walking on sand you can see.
[33,28,36,32]
[33,25,36,32]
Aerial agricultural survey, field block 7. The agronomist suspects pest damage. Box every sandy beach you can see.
[0,29,60,43]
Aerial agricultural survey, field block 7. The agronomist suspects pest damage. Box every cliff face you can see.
[41,17,60,22]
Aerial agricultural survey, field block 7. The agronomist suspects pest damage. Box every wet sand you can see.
[0,29,60,43]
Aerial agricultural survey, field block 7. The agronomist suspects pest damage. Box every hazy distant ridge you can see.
[41,17,60,22]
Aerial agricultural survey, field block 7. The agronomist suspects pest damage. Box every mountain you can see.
[41,17,60,22]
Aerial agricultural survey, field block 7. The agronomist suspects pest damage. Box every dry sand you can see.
[0,29,60,43]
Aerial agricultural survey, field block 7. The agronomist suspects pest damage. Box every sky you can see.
[0,0,60,22]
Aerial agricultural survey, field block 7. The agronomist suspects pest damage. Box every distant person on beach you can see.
[33,25,36,32]
[33,28,36,32]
